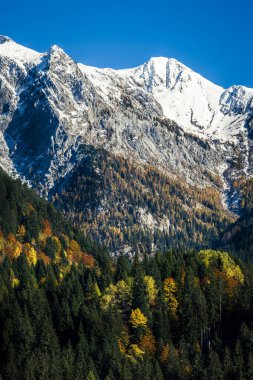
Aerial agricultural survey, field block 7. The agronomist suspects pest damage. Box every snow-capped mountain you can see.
[0,35,252,217]
[80,57,253,144]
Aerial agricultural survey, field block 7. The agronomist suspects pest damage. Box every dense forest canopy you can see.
[1,169,253,379]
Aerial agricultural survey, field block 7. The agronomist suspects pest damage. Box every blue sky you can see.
[2,0,252,88]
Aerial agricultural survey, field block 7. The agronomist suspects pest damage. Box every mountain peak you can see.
[49,44,63,52]
[46,44,70,60]
[138,56,190,87]
[145,56,186,69]
[147,56,169,63]
[136,56,189,94]
[0,35,14,44]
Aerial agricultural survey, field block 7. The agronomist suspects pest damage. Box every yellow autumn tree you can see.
[23,243,37,265]
[100,287,115,309]
[67,239,82,262]
[144,275,158,306]
[10,269,19,288]
[163,278,178,316]
[11,277,20,288]
[17,225,26,237]
[69,239,81,253]
[51,236,62,262]
[129,308,148,329]
[100,280,132,312]
[198,250,244,284]
[127,344,145,362]
[17,224,26,242]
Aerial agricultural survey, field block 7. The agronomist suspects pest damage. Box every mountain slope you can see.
[1,168,253,379]
[0,167,104,264]
[80,56,253,145]
[51,147,234,254]
[0,35,253,252]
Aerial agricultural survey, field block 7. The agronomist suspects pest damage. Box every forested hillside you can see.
[220,179,253,261]
[1,168,253,379]
[50,148,234,255]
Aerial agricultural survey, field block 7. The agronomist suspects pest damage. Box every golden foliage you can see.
[181,269,186,284]
[81,253,95,268]
[43,220,52,236]
[118,337,145,362]
[139,329,156,356]
[129,308,148,329]
[127,344,145,362]
[163,278,178,316]
[100,280,132,312]
[58,153,234,253]
[144,275,158,305]
[198,250,244,284]
[17,225,26,237]
[109,226,121,235]
[66,240,95,267]
[11,277,19,288]
[40,277,46,285]
[69,239,80,253]
[23,243,37,265]
[37,251,51,265]
[52,236,62,262]
[94,282,101,297]
[10,269,20,288]
[4,234,22,260]
[160,343,170,363]
[194,342,201,353]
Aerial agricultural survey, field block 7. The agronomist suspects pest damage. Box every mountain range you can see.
[0,35,253,254]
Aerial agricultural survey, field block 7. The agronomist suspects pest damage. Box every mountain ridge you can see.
[0,35,252,253]
[1,34,253,145]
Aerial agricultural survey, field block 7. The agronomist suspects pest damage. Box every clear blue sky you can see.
[2,0,252,88]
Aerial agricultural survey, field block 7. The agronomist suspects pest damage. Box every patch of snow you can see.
[0,36,42,69]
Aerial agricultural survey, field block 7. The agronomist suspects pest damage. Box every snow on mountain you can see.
[80,57,253,144]
[0,35,42,70]
[0,35,252,213]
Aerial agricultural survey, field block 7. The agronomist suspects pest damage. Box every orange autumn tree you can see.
[198,250,244,295]
[38,220,53,248]
[81,253,95,268]
[139,329,156,357]
[160,343,170,363]
[4,233,22,260]
[43,220,52,236]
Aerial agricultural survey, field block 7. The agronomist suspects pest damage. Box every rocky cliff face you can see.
[0,35,252,252]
